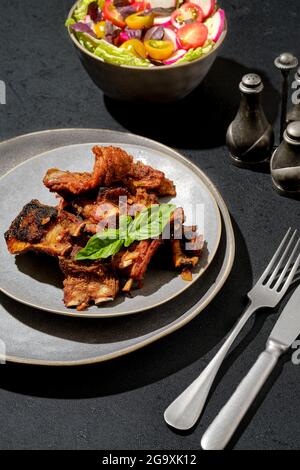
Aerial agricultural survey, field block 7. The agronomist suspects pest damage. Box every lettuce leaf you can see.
[78,33,101,52]
[65,18,76,27]
[177,41,214,64]
[74,0,97,21]
[94,40,153,67]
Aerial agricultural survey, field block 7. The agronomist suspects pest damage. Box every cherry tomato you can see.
[171,3,203,29]
[125,11,154,29]
[144,39,174,60]
[103,1,126,28]
[93,21,106,38]
[120,39,147,58]
[177,22,208,49]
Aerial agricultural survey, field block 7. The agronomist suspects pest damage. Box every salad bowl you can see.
[66,0,227,102]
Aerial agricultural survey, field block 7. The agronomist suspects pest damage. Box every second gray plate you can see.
[0,129,234,365]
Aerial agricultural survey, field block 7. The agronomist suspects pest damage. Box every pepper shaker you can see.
[287,67,300,124]
[226,73,274,168]
[271,121,300,197]
[274,53,299,141]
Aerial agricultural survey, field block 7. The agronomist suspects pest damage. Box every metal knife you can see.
[201,284,300,450]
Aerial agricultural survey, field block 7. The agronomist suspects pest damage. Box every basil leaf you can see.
[75,204,176,260]
[88,239,124,260]
[125,204,176,245]
[119,214,133,240]
[76,237,124,260]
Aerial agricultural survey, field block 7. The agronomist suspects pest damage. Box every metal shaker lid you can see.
[239,74,264,94]
[284,122,300,145]
[274,52,298,71]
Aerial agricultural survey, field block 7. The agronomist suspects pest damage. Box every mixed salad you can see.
[66,0,225,67]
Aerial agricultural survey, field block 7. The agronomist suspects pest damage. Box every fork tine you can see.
[279,252,300,293]
[275,240,300,291]
[267,230,298,286]
[257,228,292,283]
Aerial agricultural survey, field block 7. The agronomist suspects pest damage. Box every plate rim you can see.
[0,142,222,318]
[0,129,235,366]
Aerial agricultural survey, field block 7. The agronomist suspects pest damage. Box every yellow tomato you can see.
[94,21,106,39]
[125,12,154,30]
[120,39,147,59]
[144,40,174,60]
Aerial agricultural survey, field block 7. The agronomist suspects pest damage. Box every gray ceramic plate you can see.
[0,142,221,318]
[0,129,235,365]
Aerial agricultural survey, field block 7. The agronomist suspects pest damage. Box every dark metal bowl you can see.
[67,1,227,102]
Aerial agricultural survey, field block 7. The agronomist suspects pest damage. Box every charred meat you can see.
[5,200,84,257]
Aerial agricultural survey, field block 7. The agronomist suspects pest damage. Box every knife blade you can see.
[201,284,300,450]
[269,283,300,349]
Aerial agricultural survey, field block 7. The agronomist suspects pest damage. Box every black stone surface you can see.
[0,0,299,450]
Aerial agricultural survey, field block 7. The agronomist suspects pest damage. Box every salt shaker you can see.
[271,121,300,197]
[226,73,274,168]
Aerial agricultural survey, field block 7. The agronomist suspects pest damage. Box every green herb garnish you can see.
[75,204,176,261]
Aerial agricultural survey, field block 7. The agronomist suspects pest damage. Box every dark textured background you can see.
[0,0,300,450]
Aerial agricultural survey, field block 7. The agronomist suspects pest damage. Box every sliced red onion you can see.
[124,27,143,39]
[117,5,137,18]
[70,22,97,38]
[105,21,121,43]
[163,49,186,65]
[114,0,130,6]
[144,25,178,49]
[152,26,165,40]
[151,7,176,16]
[163,27,179,49]
[153,15,171,27]
[144,26,162,41]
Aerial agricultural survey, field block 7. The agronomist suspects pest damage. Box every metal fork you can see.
[164,228,300,430]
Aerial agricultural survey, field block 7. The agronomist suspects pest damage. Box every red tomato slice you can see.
[171,3,204,29]
[103,0,126,28]
[177,22,208,49]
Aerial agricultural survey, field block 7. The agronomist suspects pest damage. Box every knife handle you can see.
[201,342,284,450]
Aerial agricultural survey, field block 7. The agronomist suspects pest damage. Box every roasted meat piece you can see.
[43,146,176,197]
[129,240,162,281]
[183,228,204,256]
[67,187,160,235]
[171,239,202,269]
[59,251,119,310]
[68,187,130,225]
[125,161,176,196]
[43,146,133,197]
[113,240,162,291]
[5,200,84,257]
[170,208,204,270]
